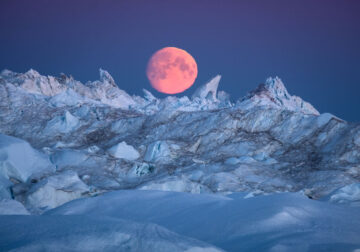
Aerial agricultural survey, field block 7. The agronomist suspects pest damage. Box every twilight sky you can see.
[0,0,359,121]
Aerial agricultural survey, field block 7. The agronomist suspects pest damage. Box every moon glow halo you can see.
[146,47,198,94]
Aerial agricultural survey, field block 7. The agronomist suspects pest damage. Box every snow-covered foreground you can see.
[0,214,221,252]
[1,190,360,252]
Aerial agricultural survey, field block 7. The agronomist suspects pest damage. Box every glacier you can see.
[0,68,360,251]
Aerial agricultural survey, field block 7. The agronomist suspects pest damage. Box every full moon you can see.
[146,47,198,94]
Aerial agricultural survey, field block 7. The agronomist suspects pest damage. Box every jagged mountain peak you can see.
[24,69,41,78]
[248,76,292,100]
[0,69,322,116]
[264,76,289,97]
[237,76,319,115]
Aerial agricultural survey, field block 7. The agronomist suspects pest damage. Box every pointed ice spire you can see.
[143,89,157,102]
[192,75,221,101]
[99,68,116,87]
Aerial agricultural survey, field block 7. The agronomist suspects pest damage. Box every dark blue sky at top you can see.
[0,0,359,121]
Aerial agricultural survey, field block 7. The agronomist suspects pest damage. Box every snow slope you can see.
[0,214,221,252]
[46,190,360,252]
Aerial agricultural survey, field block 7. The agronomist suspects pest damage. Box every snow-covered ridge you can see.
[0,68,137,110]
[0,69,318,115]
[1,67,359,215]
[237,76,319,115]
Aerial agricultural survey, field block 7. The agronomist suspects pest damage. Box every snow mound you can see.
[0,199,29,215]
[108,141,140,160]
[0,134,54,182]
[48,190,360,251]
[26,170,89,211]
[0,215,221,252]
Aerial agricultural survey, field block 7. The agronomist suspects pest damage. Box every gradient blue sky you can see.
[1,0,359,121]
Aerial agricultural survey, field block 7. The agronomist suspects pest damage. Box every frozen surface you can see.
[0,214,221,252]
[0,199,29,215]
[45,190,360,252]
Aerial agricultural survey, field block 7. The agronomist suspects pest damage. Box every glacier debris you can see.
[0,69,359,213]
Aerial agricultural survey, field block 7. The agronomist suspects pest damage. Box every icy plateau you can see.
[1,69,360,251]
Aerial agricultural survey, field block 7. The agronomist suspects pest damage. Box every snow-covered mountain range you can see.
[1,69,360,251]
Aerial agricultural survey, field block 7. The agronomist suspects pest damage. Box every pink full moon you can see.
[146,47,198,94]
